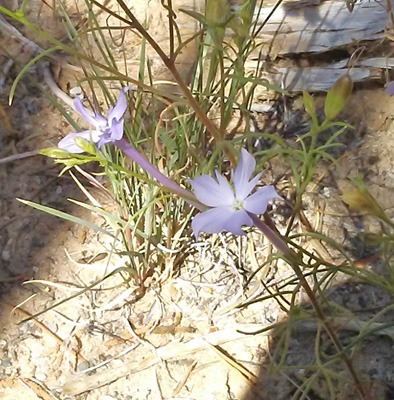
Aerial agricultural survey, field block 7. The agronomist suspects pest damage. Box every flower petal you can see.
[107,86,130,122]
[192,207,231,238]
[92,111,108,128]
[189,173,234,207]
[234,172,262,201]
[97,134,112,148]
[74,97,103,127]
[214,170,235,197]
[223,209,253,235]
[233,148,258,200]
[243,185,282,214]
[386,81,394,96]
[109,118,124,141]
[58,130,101,153]
[192,207,252,238]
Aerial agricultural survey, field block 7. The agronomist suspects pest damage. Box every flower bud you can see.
[332,73,353,100]
[39,147,71,159]
[206,0,231,27]
[303,90,316,118]
[74,136,95,153]
[341,186,387,222]
[324,73,353,120]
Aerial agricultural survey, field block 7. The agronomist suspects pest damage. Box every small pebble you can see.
[70,86,82,97]
[46,322,58,333]
[35,373,47,381]
[77,360,90,371]
[322,186,334,197]
[1,249,10,262]
[0,358,11,367]
[28,325,42,335]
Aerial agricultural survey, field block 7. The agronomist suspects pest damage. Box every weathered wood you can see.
[245,58,394,92]
[250,0,392,56]
[237,0,394,91]
[1,0,390,96]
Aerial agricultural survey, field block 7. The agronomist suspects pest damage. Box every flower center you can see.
[232,198,244,211]
[99,122,109,131]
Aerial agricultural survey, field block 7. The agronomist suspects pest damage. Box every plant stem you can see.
[111,0,236,165]
[251,214,369,399]
[0,5,175,99]
[115,138,201,209]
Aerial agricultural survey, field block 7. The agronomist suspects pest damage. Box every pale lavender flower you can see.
[57,86,198,202]
[189,148,282,238]
[58,86,130,153]
[386,81,394,96]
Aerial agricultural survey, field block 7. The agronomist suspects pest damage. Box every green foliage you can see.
[3,2,392,398]
[324,73,353,120]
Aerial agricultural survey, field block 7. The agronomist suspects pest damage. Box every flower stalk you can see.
[56,84,367,400]
[250,214,368,400]
[100,0,236,165]
[114,138,201,208]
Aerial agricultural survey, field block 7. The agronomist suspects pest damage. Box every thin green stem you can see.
[286,119,330,236]
[115,138,201,209]
[251,214,368,399]
[0,5,178,100]
[98,0,236,165]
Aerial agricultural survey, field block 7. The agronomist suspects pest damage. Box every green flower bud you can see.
[40,147,71,159]
[324,73,353,120]
[206,0,231,27]
[341,185,388,223]
[302,90,316,119]
[74,136,95,154]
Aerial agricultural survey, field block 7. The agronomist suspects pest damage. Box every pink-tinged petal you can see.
[189,173,234,207]
[192,207,251,238]
[109,118,124,141]
[58,130,101,153]
[233,148,257,200]
[74,97,102,127]
[107,86,130,122]
[243,185,282,215]
[386,81,394,96]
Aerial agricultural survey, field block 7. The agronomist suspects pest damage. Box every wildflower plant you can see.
[58,86,131,153]
[57,87,195,201]
[3,1,394,399]
[189,148,282,237]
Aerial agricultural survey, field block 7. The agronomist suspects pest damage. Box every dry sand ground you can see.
[1,1,394,399]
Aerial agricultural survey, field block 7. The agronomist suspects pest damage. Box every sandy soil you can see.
[1,1,394,400]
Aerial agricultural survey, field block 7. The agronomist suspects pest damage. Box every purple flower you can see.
[189,148,282,238]
[386,81,394,96]
[58,86,130,153]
